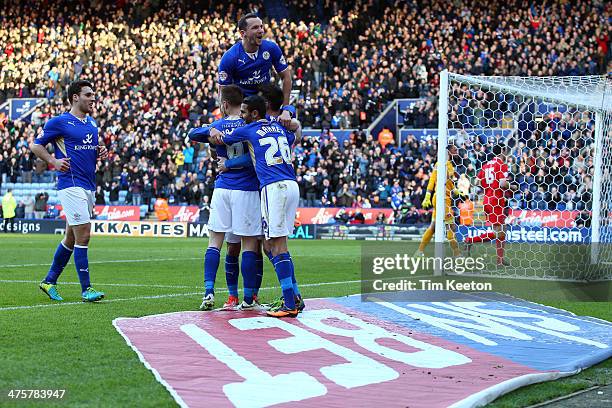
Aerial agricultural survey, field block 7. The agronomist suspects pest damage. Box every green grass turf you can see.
[0,235,610,407]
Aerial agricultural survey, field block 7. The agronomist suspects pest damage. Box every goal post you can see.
[435,70,612,281]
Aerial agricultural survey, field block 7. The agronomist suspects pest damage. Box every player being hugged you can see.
[218,12,294,128]
[30,80,107,302]
[189,85,264,311]
[464,144,512,266]
[211,95,302,318]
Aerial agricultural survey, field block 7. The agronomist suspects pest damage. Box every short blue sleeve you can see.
[189,126,212,143]
[218,49,235,86]
[34,117,62,145]
[285,129,296,146]
[269,41,289,73]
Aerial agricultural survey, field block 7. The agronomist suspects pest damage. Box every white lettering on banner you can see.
[371,300,609,349]
[96,206,137,220]
[230,316,398,388]
[180,324,326,408]
[299,309,471,368]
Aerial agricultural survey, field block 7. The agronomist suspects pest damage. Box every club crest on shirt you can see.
[219,71,228,82]
[262,51,270,60]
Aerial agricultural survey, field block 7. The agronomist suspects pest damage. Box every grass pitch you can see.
[0,235,610,407]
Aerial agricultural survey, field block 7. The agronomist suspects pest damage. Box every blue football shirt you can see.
[218,40,289,96]
[188,117,259,192]
[223,120,296,189]
[34,112,99,191]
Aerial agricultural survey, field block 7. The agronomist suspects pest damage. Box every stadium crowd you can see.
[0,0,609,224]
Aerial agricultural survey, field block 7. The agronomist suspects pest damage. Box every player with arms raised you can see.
[30,80,107,302]
[211,95,302,318]
[218,13,294,128]
[464,144,511,266]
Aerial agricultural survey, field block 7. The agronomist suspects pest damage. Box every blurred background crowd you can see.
[0,0,609,224]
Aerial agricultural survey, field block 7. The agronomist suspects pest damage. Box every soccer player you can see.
[417,142,464,257]
[30,80,106,302]
[218,13,294,128]
[464,144,511,266]
[211,95,302,318]
[217,83,303,308]
[189,85,264,311]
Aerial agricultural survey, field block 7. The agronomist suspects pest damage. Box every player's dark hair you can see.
[493,144,504,156]
[221,85,244,107]
[243,95,267,119]
[238,13,259,31]
[67,80,94,104]
[258,83,283,112]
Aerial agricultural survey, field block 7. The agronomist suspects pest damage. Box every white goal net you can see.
[435,71,611,281]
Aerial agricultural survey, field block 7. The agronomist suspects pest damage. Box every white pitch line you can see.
[0,253,357,269]
[0,279,363,312]
[0,280,196,289]
[0,257,201,269]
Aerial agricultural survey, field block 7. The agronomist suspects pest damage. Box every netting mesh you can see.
[437,72,612,281]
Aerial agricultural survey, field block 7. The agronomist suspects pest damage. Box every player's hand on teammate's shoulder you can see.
[279,110,292,128]
[97,144,109,160]
[209,128,224,145]
[54,157,70,172]
[217,157,228,173]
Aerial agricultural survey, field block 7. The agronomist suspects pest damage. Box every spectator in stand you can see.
[34,192,48,219]
[24,195,35,219]
[95,186,106,205]
[2,189,17,232]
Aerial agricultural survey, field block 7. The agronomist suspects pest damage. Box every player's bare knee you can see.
[71,223,91,246]
[241,236,259,252]
[208,231,225,249]
[226,242,241,257]
[270,237,288,257]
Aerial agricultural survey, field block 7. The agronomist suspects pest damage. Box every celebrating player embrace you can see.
[211,95,303,318]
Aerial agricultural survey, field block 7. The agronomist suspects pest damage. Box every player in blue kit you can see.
[30,80,106,302]
[211,95,302,318]
[218,13,295,128]
[189,85,264,311]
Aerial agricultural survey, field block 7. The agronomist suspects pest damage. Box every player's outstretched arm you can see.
[292,121,302,146]
[221,127,247,145]
[188,126,212,143]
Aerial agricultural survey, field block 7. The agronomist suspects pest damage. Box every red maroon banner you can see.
[95,205,140,221]
[54,205,141,221]
[506,210,580,227]
[167,206,200,222]
[296,207,394,225]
